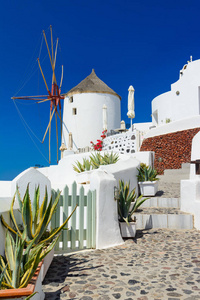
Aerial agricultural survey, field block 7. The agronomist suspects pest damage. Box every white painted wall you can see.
[62,93,121,150]
[152,91,172,126]
[190,131,200,179]
[0,198,12,256]
[90,170,124,249]
[144,115,200,139]
[152,59,200,127]
[181,180,200,230]
[38,151,152,193]
[133,151,154,168]
[180,131,200,229]
[99,157,140,194]
[0,181,11,197]
[11,168,51,207]
[133,122,153,131]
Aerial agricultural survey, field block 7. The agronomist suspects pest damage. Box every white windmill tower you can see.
[62,69,121,151]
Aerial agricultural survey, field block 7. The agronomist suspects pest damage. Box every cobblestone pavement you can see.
[43,229,200,300]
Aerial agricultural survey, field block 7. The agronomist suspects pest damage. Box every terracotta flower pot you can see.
[0,261,45,300]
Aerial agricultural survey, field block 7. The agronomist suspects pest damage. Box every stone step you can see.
[163,169,189,177]
[181,163,190,169]
[133,208,194,230]
[158,173,189,184]
[162,163,190,180]
[140,197,180,209]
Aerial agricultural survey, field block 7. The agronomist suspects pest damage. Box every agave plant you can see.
[0,230,59,289]
[90,152,103,169]
[137,165,159,182]
[102,152,119,165]
[1,185,77,246]
[73,158,92,173]
[116,180,149,225]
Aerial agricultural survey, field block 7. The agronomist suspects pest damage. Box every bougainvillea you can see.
[90,130,107,151]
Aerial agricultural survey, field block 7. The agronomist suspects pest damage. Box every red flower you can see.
[90,130,107,151]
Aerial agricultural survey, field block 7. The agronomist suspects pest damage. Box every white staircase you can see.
[134,163,194,230]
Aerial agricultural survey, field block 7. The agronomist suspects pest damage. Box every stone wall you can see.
[140,128,200,174]
[103,130,137,154]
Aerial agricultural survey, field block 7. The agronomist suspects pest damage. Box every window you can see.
[69,96,73,103]
[72,108,77,115]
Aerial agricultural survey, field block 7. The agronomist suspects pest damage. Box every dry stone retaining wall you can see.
[140,127,200,174]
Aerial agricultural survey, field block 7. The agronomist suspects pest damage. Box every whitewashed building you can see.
[152,57,200,127]
[62,69,121,151]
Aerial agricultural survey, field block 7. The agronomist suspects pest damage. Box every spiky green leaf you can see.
[21,185,33,240]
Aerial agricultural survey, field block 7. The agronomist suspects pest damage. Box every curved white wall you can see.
[152,59,200,127]
[152,91,172,126]
[62,93,121,149]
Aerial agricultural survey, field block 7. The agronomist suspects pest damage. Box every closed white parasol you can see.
[127,85,135,130]
[103,104,108,131]
[68,132,73,150]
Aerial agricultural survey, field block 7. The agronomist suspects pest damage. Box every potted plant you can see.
[115,180,149,238]
[0,231,57,299]
[73,152,119,184]
[137,164,159,196]
[0,185,77,299]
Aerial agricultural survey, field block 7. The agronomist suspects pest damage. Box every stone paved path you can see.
[43,229,200,300]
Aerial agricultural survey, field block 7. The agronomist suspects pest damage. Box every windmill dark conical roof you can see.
[65,69,121,100]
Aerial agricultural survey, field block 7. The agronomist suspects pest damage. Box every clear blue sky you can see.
[1,0,200,180]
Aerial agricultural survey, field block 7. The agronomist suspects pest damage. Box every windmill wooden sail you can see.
[12,26,64,163]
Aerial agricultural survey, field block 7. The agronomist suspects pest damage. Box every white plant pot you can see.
[138,181,158,196]
[76,170,93,184]
[41,248,54,281]
[119,221,136,238]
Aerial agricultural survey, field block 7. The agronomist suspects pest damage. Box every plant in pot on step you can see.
[137,164,159,197]
[115,180,149,238]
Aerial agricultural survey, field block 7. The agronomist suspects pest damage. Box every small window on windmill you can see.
[69,96,73,103]
[72,108,77,115]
